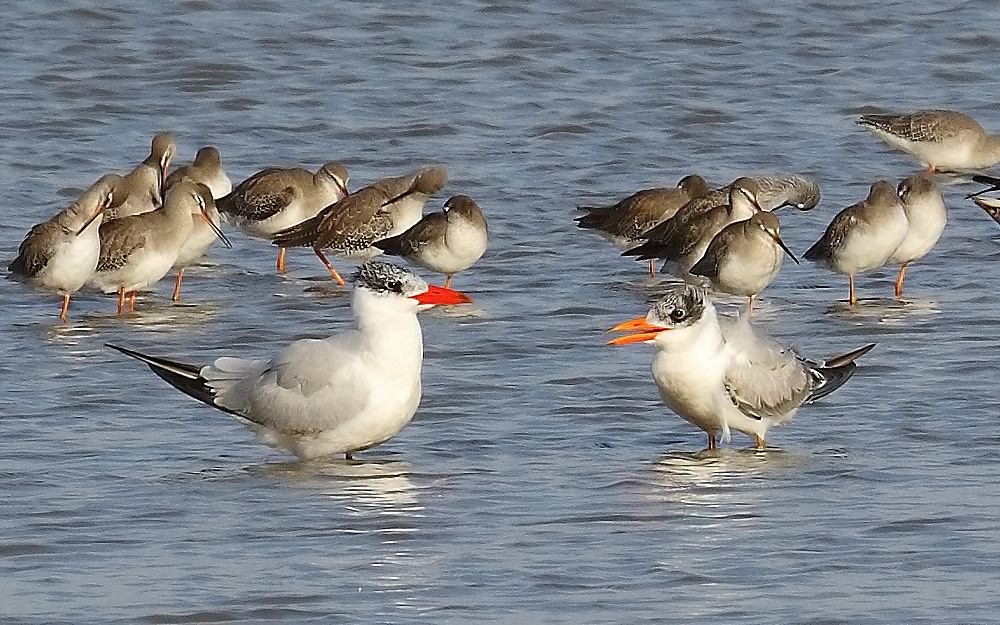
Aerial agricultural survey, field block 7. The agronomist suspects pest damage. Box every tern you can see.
[607,285,875,450]
[857,109,1000,172]
[9,174,123,320]
[107,261,473,460]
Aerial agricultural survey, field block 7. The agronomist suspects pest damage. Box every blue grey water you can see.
[2,0,1000,622]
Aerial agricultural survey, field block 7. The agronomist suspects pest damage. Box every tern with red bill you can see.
[107,261,473,460]
[607,285,874,450]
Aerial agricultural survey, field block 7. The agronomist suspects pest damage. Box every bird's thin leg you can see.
[849,274,857,306]
[117,287,126,315]
[444,275,453,289]
[276,247,287,273]
[648,259,656,278]
[748,295,755,319]
[172,269,184,302]
[755,435,765,450]
[707,434,717,450]
[128,291,137,312]
[313,249,346,286]
[60,294,71,322]
[894,263,907,299]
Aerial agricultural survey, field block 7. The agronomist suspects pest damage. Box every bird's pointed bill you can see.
[606,317,669,345]
[76,204,105,236]
[200,210,234,249]
[411,285,473,306]
[770,232,800,264]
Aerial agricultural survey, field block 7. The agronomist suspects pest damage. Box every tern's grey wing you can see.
[721,317,812,421]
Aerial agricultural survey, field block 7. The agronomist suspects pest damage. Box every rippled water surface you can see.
[4,1,1000,623]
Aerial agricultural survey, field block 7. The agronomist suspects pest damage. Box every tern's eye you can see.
[669,308,687,322]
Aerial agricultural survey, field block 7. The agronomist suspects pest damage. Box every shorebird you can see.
[271,166,448,285]
[689,211,799,317]
[165,146,235,300]
[107,261,473,460]
[607,285,875,450]
[107,132,177,219]
[375,195,488,288]
[575,174,710,277]
[857,109,1000,172]
[165,146,232,200]
[803,181,909,306]
[378,165,448,237]
[170,184,233,302]
[8,174,123,321]
[887,174,947,298]
[623,177,763,278]
[90,180,228,314]
[216,161,349,272]
[754,174,821,211]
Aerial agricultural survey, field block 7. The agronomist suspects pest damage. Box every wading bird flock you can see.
[590,109,1000,450]
[9,109,1000,459]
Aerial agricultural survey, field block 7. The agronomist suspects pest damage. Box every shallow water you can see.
[3,1,1000,623]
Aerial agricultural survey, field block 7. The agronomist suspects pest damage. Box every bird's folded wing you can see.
[205,336,369,434]
[721,318,811,421]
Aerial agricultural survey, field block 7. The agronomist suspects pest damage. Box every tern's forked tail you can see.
[806,343,876,404]
[106,344,235,416]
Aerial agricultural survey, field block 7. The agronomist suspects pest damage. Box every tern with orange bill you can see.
[108,261,473,460]
[607,285,875,450]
